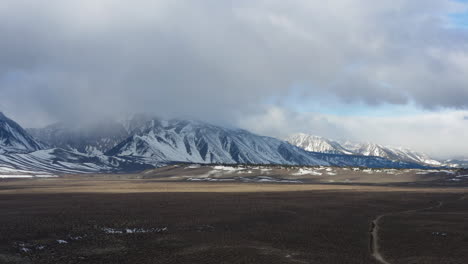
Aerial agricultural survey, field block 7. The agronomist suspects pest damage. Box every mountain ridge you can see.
[0,113,439,173]
[0,112,45,154]
[106,118,329,166]
[287,133,442,166]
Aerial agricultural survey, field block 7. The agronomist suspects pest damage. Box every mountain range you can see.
[286,133,443,166]
[0,112,453,174]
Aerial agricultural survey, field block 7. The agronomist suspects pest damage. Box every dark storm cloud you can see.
[1,0,468,127]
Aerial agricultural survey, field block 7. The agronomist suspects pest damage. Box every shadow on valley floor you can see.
[0,187,467,264]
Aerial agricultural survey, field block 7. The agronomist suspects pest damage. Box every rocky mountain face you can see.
[0,113,150,173]
[286,134,353,155]
[0,113,432,173]
[0,148,152,174]
[0,112,44,154]
[348,143,441,166]
[287,133,442,166]
[106,118,426,168]
[106,119,328,166]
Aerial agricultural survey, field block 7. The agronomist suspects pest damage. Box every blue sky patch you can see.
[449,12,468,28]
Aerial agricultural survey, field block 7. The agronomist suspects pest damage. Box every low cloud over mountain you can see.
[1,0,467,159]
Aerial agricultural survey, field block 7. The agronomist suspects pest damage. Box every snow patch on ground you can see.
[448,174,468,181]
[102,227,168,234]
[212,165,243,172]
[187,176,302,183]
[0,175,34,178]
[0,174,58,179]
[186,178,235,182]
[417,170,456,175]
[19,246,30,253]
[432,232,448,236]
[448,178,461,182]
[185,164,201,169]
[35,174,59,178]
[241,176,302,183]
[292,168,322,176]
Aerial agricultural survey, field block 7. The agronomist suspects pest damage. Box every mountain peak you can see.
[286,133,354,155]
[0,112,44,153]
[0,112,8,121]
[0,114,433,171]
[288,132,442,167]
[106,118,329,166]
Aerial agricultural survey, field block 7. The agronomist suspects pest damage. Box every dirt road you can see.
[370,201,444,264]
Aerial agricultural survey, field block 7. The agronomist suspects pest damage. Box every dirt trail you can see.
[369,201,444,264]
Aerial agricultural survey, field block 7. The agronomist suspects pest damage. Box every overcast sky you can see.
[1,0,468,158]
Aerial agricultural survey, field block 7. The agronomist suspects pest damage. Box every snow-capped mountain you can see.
[442,159,468,168]
[107,119,328,166]
[286,133,353,155]
[356,143,441,166]
[28,120,130,155]
[0,113,429,173]
[0,113,150,173]
[341,142,441,166]
[0,112,44,154]
[0,148,152,174]
[107,118,425,168]
[287,133,442,167]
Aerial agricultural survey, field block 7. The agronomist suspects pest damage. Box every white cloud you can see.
[238,105,468,159]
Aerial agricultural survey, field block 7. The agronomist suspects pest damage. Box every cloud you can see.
[1,1,468,123]
[238,106,468,159]
[235,106,351,140]
[0,0,468,144]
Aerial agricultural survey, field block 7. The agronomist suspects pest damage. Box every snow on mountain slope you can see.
[0,113,433,172]
[107,118,427,168]
[107,119,329,166]
[286,133,353,154]
[442,159,468,168]
[385,147,442,166]
[28,120,129,155]
[0,148,153,174]
[287,133,442,167]
[348,143,442,166]
[0,112,44,154]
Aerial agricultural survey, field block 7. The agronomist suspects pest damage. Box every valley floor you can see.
[0,173,468,264]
